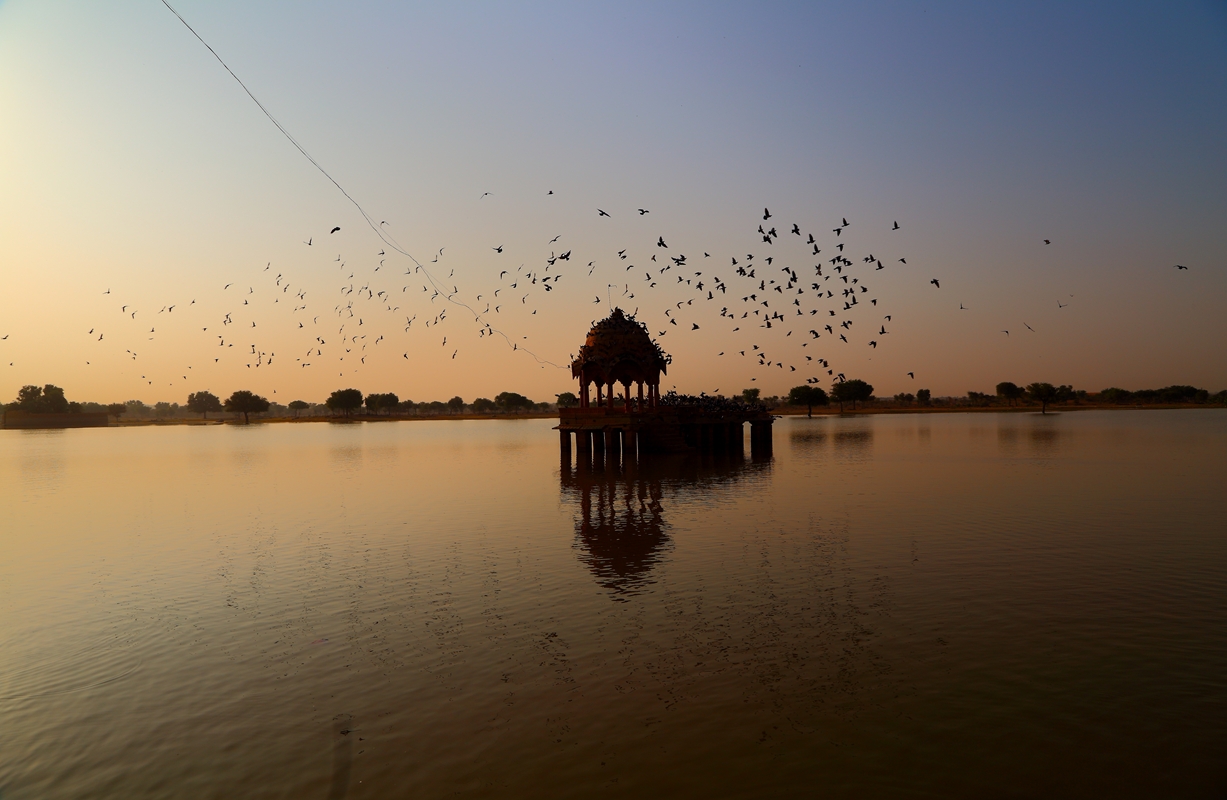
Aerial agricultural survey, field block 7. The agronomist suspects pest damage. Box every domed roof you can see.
[571,308,669,382]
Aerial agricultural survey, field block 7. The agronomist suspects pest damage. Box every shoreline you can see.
[3,403,1224,430]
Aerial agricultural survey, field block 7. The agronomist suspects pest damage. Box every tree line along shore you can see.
[3,381,1224,428]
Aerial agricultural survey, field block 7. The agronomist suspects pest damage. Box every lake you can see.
[2,410,1225,798]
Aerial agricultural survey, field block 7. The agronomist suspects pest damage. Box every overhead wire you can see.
[159,0,564,369]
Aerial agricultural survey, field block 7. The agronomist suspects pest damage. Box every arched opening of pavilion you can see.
[569,308,670,411]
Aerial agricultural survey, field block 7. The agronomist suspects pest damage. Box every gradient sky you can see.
[1,1,1224,406]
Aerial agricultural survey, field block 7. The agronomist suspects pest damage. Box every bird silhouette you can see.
[598,209,610,217]
[330,226,340,234]
[930,279,940,288]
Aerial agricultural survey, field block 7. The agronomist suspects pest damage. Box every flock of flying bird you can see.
[0,195,1196,392]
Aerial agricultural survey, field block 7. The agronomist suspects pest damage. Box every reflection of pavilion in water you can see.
[561,451,767,597]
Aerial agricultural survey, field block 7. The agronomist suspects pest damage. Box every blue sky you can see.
[1,1,1224,403]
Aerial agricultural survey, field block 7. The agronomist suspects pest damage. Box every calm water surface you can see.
[2,410,1225,798]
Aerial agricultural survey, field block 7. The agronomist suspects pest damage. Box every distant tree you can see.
[288,400,309,418]
[830,382,850,412]
[894,392,915,404]
[186,390,223,419]
[14,385,41,410]
[850,380,873,408]
[995,381,1024,406]
[788,385,829,417]
[447,396,465,414]
[154,401,174,418]
[1158,385,1202,404]
[365,392,400,415]
[494,391,534,412]
[471,397,497,413]
[555,392,578,409]
[741,388,760,403]
[397,399,417,414]
[126,399,151,418]
[13,384,69,413]
[224,390,270,424]
[1055,384,1075,404]
[426,400,447,414]
[830,379,873,411]
[326,388,364,417]
[1100,387,1130,404]
[44,384,68,413]
[1026,382,1058,414]
[916,388,931,406]
[106,402,127,421]
[967,391,991,407]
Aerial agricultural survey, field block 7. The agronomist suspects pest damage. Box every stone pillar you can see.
[560,429,571,459]
[750,420,773,458]
[595,383,603,407]
[576,430,592,471]
[607,383,615,409]
[622,382,632,412]
[605,427,621,463]
[624,429,637,461]
[593,426,606,463]
[581,380,590,408]
[637,382,644,410]
[730,422,744,453]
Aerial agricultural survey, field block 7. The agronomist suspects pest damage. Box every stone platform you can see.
[557,405,774,463]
